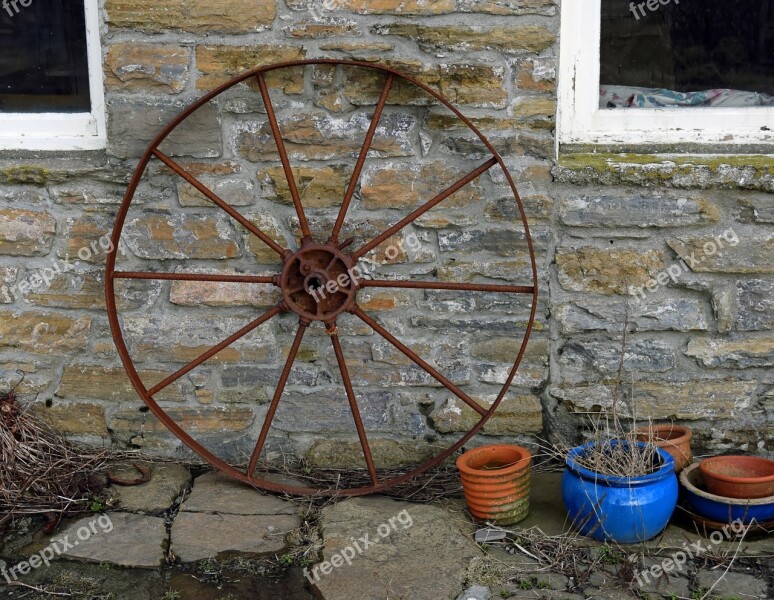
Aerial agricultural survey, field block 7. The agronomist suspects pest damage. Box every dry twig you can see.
[0,378,112,527]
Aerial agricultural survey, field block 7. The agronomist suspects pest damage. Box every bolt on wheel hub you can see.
[280,241,358,321]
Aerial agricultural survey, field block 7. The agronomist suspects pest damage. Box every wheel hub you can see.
[280,241,358,321]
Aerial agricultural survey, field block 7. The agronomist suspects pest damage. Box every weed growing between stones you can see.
[282,502,324,569]
[464,555,508,587]
[510,526,610,588]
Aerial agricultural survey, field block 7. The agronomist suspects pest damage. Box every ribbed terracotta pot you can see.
[456,444,531,525]
[634,425,692,472]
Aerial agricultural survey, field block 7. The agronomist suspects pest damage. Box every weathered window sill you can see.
[0,151,116,186]
[553,153,774,191]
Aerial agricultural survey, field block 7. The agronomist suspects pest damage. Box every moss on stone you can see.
[559,152,773,173]
[1,165,50,185]
[555,153,773,190]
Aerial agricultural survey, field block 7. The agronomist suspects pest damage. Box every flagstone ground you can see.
[1,463,771,600]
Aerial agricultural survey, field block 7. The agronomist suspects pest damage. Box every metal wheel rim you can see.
[105,59,539,497]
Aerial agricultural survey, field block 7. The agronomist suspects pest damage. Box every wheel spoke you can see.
[114,271,277,284]
[351,156,498,261]
[329,73,394,245]
[329,329,379,485]
[147,304,283,397]
[152,149,287,257]
[352,305,487,416]
[360,279,535,294]
[256,73,312,241]
[247,321,309,476]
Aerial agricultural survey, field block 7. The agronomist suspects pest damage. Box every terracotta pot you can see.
[680,463,774,525]
[634,425,693,472]
[699,455,774,499]
[456,444,531,525]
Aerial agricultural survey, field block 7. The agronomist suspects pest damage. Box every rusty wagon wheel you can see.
[106,59,538,497]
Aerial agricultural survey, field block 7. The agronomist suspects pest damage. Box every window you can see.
[558,0,774,147]
[0,0,105,150]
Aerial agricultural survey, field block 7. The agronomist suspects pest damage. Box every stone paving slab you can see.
[694,569,768,599]
[48,513,166,568]
[637,557,692,598]
[110,462,191,515]
[309,496,480,600]
[180,471,299,516]
[457,585,492,600]
[170,511,300,563]
[262,471,309,488]
[169,470,302,562]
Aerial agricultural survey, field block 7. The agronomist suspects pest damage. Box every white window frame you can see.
[0,0,106,151]
[558,0,774,147]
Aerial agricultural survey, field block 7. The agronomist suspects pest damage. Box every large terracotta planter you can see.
[456,444,531,525]
[634,424,692,472]
[699,455,774,499]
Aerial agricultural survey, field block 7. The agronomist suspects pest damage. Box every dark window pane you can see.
[600,0,774,108]
[0,0,90,113]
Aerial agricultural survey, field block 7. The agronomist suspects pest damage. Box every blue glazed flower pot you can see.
[562,441,678,544]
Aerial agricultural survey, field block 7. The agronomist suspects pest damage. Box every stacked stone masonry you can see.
[0,0,771,468]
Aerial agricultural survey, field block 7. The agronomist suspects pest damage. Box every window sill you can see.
[0,151,111,185]
[0,136,107,152]
[553,153,774,192]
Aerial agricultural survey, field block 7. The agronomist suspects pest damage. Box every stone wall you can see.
[0,0,772,469]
